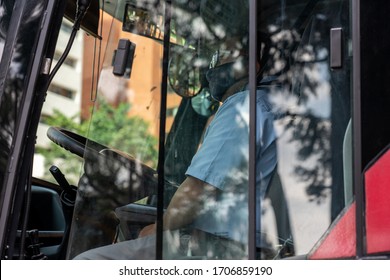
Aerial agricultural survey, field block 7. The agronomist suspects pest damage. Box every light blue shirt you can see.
[185,85,277,247]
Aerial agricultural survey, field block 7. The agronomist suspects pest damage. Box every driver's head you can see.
[205,37,250,102]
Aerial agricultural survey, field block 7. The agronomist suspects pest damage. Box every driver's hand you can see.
[138,223,156,238]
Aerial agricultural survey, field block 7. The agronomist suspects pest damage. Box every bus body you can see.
[0,0,389,260]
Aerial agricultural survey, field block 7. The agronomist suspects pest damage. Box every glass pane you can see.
[163,0,251,259]
[0,0,15,190]
[69,0,252,260]
[68,1,162,258]
[0,0,45,194]
[259,0,352,259]
[0,0,14,63]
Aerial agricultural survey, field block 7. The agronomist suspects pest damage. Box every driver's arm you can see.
[138,176,216,237]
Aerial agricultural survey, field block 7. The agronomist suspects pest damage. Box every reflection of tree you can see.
[0,1,44,188]
[264,10,349,209]
[68,147,158,258]
[286,114,331,203]
[162,1,348,256]
[128,0,349,211]
[0,0,18,185]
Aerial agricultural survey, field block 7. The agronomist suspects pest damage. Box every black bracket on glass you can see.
[112,39,136,78]
[330,27,343,69]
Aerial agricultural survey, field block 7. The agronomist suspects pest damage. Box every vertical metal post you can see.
[352,0,363,259]
[156,0,172,260]
[248,0,258,260]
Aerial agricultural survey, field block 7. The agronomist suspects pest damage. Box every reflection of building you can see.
[33,19,84,177]
[33,13,182,177]
[81,13,181,137]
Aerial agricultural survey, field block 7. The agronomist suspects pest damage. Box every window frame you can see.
[0,0,66,259]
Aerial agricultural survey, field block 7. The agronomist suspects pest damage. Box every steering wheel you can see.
[47,127,108,158]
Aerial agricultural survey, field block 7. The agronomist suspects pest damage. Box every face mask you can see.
[191,88,218,117]
[206,62,237,102]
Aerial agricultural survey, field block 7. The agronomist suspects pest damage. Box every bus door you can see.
[260,0,390,259]
[257,0,354,259]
